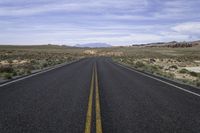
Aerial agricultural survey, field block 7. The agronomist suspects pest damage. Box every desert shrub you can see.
[135,61,145,68]
[12,71,17,76]
[25,69,31,74]
[42,62,48,68]
[179,69,189,74]
[169,65,178,69]
[166,73,175,78]
[0,65,14,73]
[20,63,34,70]
[3,73,12,79]
[158,65,164,69]
[160,72,175,79]
[151,65,159,71]
[17,69,26,75]
[144,65,159,74]
[7,60,13,64]
[196,80,200,87]
[149,58,156,63]
[30,59,37,64]
[189,71,198,77]
[33,65,41,70]
[67,56,73,61]
[180,79,188,83]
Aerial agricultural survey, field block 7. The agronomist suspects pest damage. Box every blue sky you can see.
[0,0,200,46]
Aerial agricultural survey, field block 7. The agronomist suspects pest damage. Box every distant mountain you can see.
[133,40,200,48]
[75,43,111,48]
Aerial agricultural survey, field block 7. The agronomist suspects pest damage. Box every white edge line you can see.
[116,63,200,97]
[0,60,79,87]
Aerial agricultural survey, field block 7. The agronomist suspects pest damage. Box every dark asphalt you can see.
[0,57,200,133]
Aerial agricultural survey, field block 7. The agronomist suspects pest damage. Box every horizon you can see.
[0,0,200,46]
[0,39,200,47]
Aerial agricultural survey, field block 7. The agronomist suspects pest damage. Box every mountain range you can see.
[75,43,111,48]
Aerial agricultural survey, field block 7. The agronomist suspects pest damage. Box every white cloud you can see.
[152,0,200,20]
[0,20,198,45]
[0,0,148,16]
[172,22,200,34]
[0,0,199,45]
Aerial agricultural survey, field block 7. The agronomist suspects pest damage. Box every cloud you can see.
[172,22,200,34]
[0,0,199,45]
[0,0,148,16]
[151,0,200,20]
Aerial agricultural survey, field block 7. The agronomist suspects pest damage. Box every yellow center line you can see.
[84,64,103,133]
[84,67,95,133]
[95,64,103,133]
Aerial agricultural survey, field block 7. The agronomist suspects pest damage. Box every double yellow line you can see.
[85,64,103,133]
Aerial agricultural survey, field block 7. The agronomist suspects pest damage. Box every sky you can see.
[0,0,200,46]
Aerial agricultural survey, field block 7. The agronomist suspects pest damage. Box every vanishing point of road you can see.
[0,57,200,133]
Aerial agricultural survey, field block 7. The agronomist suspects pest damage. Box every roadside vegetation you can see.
[1,44,200,88]
[80,44,200,88]
[0,45,85,80]
[60,44,200,88]
[109,46,200,87]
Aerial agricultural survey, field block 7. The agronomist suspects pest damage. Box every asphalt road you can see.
[0,57,200,133]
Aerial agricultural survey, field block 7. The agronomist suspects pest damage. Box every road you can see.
[0,57,200,133]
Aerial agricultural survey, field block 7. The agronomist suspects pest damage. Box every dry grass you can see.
[1,44,200,87]
[108,46,200,87]
[0,45,86,79]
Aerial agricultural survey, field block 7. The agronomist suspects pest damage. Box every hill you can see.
[132,40,200,48]
[75,43,111,48]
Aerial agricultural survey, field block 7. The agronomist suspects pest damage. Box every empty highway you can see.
[0,57,200,133]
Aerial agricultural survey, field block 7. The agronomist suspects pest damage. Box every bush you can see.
[135,61,145,68]
[196,81,200,87]
[144,65,159,74]
[3,73,12,79]
[0,65,14,73]
[158,66,164,69]
[190,71,198,77]
[179,69,189,74]
[12,71,17,76]
[151,65,159,71]
[161,72,175,79]
[17,69,26,75]
[169,65,178,69]
[42,63,48,68]
[25,69,31,74]
[30,59,36,64]
[23,63,34,70]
